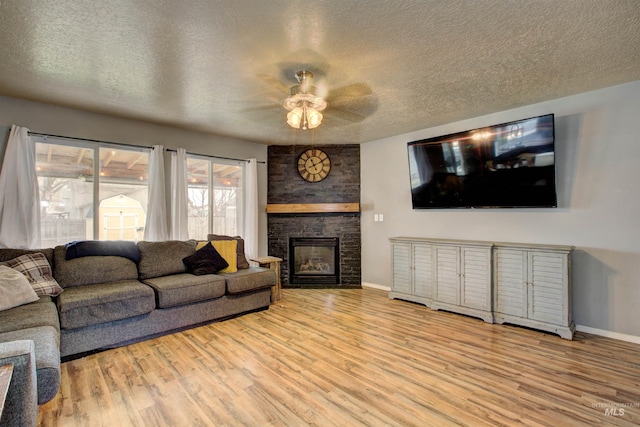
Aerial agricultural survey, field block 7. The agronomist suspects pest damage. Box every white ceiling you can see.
[0,1,638,145]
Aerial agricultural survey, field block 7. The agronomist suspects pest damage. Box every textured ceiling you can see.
[0,0,638,145]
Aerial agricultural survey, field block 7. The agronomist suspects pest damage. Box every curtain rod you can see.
[27,131,266,164]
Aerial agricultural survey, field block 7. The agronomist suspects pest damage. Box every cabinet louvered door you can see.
[460,247,492,311]
[528,251,568,325]
[389,238,434,307]
[413,244,433,299]
[434,245,460,305]
[494,249,527,317]
[494,244,574,339]
[391,242,412,295]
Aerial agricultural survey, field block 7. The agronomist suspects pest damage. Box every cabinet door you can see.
[434,245,460,304]
[413,244,433,299]
[460,247,491,310]
[528,251,568,325]
[494,249,527,317]
[391,242,412,294]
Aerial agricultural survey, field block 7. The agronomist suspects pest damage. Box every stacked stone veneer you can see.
[267,144,361,288]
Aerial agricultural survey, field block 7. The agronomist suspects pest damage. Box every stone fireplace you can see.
[267,145,361,289]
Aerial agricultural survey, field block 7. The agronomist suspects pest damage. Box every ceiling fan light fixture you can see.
[286,104,323,130]
[283,71,326,130]
[306,108,323,129]
[286,107,303,128]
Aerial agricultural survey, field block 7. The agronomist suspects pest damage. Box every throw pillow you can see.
[0,265,39,311]
[207,234,250,269]
[183,242,229,275]
[0,253,64,297]
[196,240,238,273]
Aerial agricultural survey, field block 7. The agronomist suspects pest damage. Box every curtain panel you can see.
[244,158,258,260]
[170,148,189,240]
[0,125,41,249]
[143,145,169,241]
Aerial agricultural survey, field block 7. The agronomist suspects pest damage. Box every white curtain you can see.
[244,158,258,260]
[170,148,189,240]
[143,145,169,241]
[0,125,41,249]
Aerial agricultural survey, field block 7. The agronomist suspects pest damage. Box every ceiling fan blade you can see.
[324,107,367,123]
[256,74,289,95]
[331,90,378,111]
[239,103,281,113]
[326,82,372,102]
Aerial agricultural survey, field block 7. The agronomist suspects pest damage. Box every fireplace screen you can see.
[289,237,339,285]
[294,246,335,275]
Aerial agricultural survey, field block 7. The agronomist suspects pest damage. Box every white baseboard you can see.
[575,325,640,344]
[360,283,640,344]
[361,282,391,291]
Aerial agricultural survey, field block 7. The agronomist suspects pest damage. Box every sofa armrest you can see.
[0,340,38,427]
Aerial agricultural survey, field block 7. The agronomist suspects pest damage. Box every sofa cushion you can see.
[0,326,61,404]
[0,340,38,426]
[187,242,230,275]
[57,280,155,329]
[0,297,59,334]
[0,253,63,296]
[0,265,39,310]
[218,267,276,294]
[137,240,196,279]
[207,234,250,269]
[142,273,226,308]
[53,245,138,288]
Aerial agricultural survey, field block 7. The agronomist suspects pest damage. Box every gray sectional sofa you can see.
[0,239,275,426]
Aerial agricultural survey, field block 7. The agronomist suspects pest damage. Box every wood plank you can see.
[266,203,360,213]
[38,288,640,426]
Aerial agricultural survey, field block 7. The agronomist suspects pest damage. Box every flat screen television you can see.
[408,114,557,209]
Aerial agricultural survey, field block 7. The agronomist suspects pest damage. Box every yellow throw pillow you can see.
[196,240,238,273]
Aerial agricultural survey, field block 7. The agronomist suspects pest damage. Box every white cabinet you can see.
[431,242,493,323]
[389,238,575,339]
[493,244,574,339]
[389,238,433,307]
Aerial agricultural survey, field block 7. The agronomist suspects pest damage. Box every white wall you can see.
[0,96,271,256]
[361,81,640,339]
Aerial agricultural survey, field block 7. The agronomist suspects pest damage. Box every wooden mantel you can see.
[266,203,360,214]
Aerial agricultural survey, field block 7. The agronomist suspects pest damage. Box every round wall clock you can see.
[298,149,331,182]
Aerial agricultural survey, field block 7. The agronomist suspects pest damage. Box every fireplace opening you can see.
[289,237,339,285]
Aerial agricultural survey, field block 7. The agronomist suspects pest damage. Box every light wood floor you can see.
[38,288,640,426]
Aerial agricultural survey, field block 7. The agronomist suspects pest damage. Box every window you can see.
[186,156,243,240]
[35,140,149,247]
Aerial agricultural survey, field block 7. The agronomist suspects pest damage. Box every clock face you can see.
[298,149,331,182]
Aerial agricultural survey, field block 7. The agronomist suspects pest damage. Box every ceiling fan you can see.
[248,69,378,130]
[283,70,326,130]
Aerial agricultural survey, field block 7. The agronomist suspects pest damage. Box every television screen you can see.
[408,114,557,209]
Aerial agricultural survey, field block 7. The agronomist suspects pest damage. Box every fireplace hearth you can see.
[289,237,339,285]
